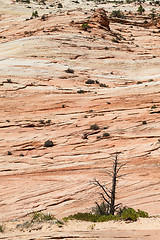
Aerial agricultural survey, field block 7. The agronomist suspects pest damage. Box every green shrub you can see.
[137,5,145,15]
[85,79,95,84]
[31,10,39,18]
[7,79,12,83]
[65,68,74,74]
[77,89,85,94]
[90,124,99,130]
[81,23,91,31]
[0,225,3,233]
[151,104,157,109]
[66,212,99,222]
[103,132,110,138]
[97,214,120,222]
[7,151,12,155]
[44,140,54,147]
[110,10,125,19]
[120,208,138,221]
[99,83,108,88]
[66,212,119,222]
[65,207,149,222]
[137,209,149,218]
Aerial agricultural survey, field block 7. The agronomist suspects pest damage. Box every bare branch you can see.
[93,179,111,199]
[104,170,114,178]
[117,173,128,178]
[95,202,104,215]
[110,152,121,162]
[100,193,111,206]
[116,163,127,175]
[103,185,111,193]
[115,203,122,208]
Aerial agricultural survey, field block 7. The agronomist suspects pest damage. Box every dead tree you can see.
[93,152,127,215]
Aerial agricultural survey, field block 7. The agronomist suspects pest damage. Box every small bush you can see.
[44,140,54,147]
[31,10,39,18]
[39,119,45,124]
[65,68,74,74]
[7,79,12,83]
[0,225,3,233]
[137,209,149,218]
[103,132,110,138]
[99,83,108,88]
[7,151,12,155]
[137,5,145,15]
[151,104,157,109]
[46,119,51,124]
[137,81,142,84]
[77,90,85,94]
[31,212,55,222]
[120,208,138,221]
[110,10,125,19]
[81,23,91,31]
[90,124,99,130]
[85,79,95,84]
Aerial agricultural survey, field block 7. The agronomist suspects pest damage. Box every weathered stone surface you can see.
[91,8,110,30]
[0,0,160,226]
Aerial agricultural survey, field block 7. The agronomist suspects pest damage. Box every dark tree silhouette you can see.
[93,152,127,215]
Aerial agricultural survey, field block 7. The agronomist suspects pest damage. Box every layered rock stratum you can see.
[0,0,160,233]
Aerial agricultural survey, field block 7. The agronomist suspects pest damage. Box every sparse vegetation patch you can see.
[31,212,55,222]
[65,207,149,222]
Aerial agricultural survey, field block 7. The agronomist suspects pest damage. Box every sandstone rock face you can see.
[91,8,110,30]
[0,0,160,223]
[156,20,160,28]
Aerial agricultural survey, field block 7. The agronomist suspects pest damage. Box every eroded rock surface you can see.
[0,0,160,224]
[91,8,110,30]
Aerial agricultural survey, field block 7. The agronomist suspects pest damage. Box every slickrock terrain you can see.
[1,217,160,240]
[0,0,160,238]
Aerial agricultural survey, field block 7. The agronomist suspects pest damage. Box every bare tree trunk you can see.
[110,153,118,215]
[93,153,127,215]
